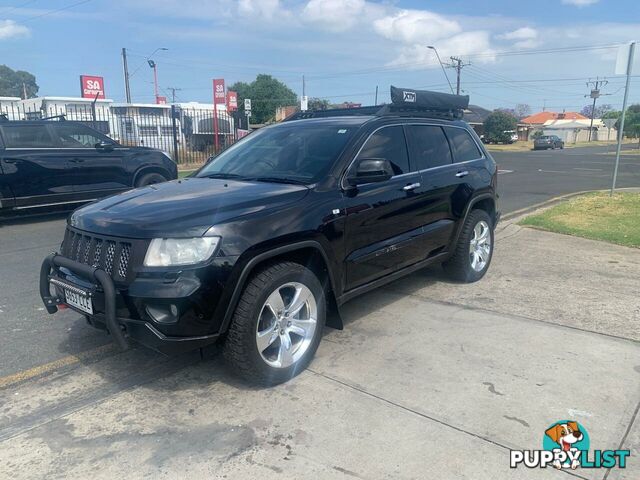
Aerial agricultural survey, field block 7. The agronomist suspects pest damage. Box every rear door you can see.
[442,126,487,227]
[342,125,426,290]
[50,123,130,197]
[404,124,458,253]
[0,123,77,209]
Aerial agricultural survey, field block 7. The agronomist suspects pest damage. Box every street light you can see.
[427,45,454,94]
[146,48,168,104]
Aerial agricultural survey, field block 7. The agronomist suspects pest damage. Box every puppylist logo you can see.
[510,420,630,470]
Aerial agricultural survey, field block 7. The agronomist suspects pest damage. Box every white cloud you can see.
[238,0,286,20]
[387,31,496,68]
[373,9,461,45]
[561,0,599,6]
[0,20,29,40]
[497,26,541,49]
[301,0,366,32]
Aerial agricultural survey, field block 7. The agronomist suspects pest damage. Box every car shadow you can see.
[52,263,455,393]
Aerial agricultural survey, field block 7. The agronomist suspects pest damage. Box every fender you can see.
[450,193,497,247]
[132,165,173,186]
[219,240,342,334]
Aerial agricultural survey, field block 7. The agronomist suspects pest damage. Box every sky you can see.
[1,0,639,114]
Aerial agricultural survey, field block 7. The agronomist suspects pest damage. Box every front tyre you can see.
[443,209,494,283]
[223,261,325,386]
[136,172,167,187]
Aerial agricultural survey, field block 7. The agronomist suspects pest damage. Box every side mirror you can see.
[347,158,394,186]
[95,141,114,152]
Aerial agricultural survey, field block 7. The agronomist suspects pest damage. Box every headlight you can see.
[144,237,220,267]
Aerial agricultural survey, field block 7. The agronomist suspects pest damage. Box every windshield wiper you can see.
[249,176,309,185]
[198,172,248,180]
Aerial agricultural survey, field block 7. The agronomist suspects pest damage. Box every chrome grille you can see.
[61,228,144,283]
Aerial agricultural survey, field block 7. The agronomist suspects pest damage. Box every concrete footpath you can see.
[0,221,638,479]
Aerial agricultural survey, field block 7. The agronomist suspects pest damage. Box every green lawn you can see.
[519,192,640,248]
[178,170,196,178]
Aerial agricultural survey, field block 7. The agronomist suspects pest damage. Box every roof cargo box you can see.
[390,86,469,111]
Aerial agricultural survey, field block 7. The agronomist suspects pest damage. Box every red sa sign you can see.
[213,78,226,105]
[227,90,238,111]
[80,75,105,99]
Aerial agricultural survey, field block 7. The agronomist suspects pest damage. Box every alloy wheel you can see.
[469,220,491,272]
[256,282,318,368]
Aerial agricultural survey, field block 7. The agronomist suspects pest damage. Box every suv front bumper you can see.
[39,253,219,355]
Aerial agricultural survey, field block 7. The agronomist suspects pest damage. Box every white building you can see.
[542,118,610,143]
[110,103,184,151]
[17,96,114,134]
[0,97,22,120]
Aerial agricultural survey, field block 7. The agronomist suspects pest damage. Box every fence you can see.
[0,99,249,167]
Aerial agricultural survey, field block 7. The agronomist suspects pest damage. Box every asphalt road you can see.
[492,143,640,214]
[0,144,639,379]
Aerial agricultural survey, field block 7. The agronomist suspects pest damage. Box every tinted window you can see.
[405,125,452,170]
[0,125,53,148]
[52,124,108,148]
[445,127,482,162]
[356,126,409,175]
[197,123,356,183]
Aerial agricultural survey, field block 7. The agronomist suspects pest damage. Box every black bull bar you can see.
[40,253,128,350]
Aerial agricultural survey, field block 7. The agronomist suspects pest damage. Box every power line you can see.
[17,0,93,23]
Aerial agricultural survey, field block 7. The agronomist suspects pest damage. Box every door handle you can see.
[455,170,469,178]
[402,182,421,191]
[69,159,85,163]
[3,159,21,164]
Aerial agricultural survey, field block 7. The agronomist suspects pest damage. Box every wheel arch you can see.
[132,165,172,187]
[219,241,343,334]
[451,194,497,247]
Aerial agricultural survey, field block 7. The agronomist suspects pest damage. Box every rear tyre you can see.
[223,261,326,386]
[136,172,167,187]
[443,209,494,283]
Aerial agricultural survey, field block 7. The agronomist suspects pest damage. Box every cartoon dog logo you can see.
[545,421,584,469]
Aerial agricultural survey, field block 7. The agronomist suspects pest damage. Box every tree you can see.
[307,97,330,111]
[580,103,613,119]
[514,103,531,119]
[484,110,517,143]
[622,104,640,146]
[0,65,38,98]
[228,74,297,124]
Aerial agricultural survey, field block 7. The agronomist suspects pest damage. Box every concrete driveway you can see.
[1,219,638,479]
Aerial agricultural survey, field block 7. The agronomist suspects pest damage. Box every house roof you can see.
[521,111,587,124]
[464,105,492,124]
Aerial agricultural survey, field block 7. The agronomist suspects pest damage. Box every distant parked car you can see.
[533,135,564,150]
[0,120,177,215]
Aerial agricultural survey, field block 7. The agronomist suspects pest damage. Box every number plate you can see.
[64,288,93,314]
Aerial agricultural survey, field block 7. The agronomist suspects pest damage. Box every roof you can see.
[464,105,492,124]
[19,96,114,104]
[521,111,587,124]
[543,119,602,129]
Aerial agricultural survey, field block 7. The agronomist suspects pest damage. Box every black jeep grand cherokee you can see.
[40,88,498,385]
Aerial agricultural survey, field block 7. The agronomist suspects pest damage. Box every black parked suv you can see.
[40,88,498,385]
[0,119,177,215]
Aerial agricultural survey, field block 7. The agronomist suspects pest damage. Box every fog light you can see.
[145,304,179,324]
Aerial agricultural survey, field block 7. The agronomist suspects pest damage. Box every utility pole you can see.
[121,47,132,103]
[374,85,378,106]
[22,82,27,99]
[302,74,305,98]
[449,57,470,96]
[585,77,609,141]
[167,87,182,103]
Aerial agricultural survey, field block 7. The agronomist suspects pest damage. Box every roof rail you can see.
[283,86,469,122]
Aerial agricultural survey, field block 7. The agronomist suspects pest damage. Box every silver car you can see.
[533,135,564,150]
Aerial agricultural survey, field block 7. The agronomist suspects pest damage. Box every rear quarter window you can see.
[445,127,482,163]
[0,125,53,148]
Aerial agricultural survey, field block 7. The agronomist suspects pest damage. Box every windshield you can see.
[196,123,356,183]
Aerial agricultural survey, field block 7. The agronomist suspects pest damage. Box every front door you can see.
[0,123,77,208]
[50,123,130,198]
[342,125,426,290]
